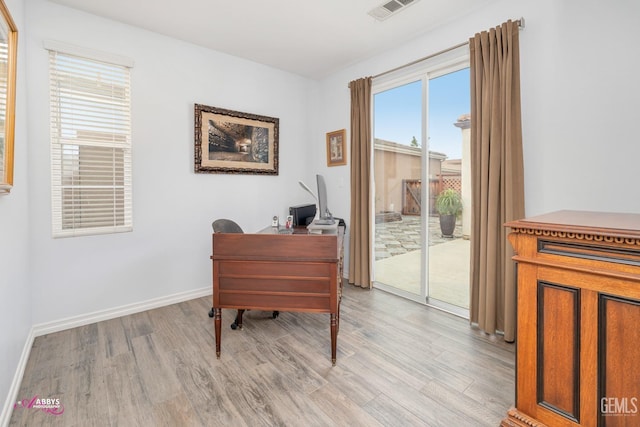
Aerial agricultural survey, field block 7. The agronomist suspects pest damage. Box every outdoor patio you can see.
[374,215,470,309]
[374,215,463,259]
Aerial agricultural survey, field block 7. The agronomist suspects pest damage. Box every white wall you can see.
[4,0,640,420]
[517,0,640,215]
[25,0,317,325]
[318,0,640,219]
[0,0,31,421]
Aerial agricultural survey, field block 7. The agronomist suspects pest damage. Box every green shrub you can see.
[435,189,462,216]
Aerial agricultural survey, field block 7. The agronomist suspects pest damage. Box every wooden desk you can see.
[503,211,640,427]
[211,226,344,365]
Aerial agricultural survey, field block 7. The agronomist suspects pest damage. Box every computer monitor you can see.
[316,174,334,224]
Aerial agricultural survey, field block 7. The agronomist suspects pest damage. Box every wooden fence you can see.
[402,175,462,216]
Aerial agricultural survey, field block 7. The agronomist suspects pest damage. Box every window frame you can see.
[47,42,133,238]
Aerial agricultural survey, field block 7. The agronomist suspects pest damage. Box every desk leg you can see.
[214,308,221,358]
[330,313,337,366]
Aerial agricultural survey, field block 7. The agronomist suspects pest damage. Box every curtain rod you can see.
[353,17,524,85]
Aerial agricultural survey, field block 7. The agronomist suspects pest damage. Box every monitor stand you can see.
[307,220,339,234]
[314,218,335,225]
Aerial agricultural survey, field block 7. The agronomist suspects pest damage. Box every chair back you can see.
[212,219,243,234]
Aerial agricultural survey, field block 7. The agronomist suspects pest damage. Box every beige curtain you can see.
[469,20,525,342]
[348,77,373,289]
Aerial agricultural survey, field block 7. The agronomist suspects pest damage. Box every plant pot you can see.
[439,214,456,237]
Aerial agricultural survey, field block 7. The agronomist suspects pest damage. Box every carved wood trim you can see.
[501,408,550,427]
[509,227,640,246]
[538,239,640,267]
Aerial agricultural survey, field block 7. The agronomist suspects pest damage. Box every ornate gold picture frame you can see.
[0,0,17,194]
[194,104,279,175]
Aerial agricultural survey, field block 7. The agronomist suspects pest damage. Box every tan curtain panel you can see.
[469,20,525,342]
[348,77,373,289]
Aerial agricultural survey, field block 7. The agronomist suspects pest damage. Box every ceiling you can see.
[48,0,496,80]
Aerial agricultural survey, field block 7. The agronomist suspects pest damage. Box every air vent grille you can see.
[383,1,402,12]
[368,0,420,21]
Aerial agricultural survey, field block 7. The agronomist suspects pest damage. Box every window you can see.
[49,46,132,237]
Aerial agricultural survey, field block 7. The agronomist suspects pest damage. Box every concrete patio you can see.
[374,215,470,309]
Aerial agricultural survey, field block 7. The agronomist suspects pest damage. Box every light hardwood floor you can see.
[10,285,515,426]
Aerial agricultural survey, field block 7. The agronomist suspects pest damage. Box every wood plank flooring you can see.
[10,285,515,426]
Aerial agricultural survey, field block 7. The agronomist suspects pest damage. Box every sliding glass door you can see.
[373,79,424,302]
[372,47,471,316]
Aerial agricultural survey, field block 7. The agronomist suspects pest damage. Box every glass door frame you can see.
[371,46,470,308]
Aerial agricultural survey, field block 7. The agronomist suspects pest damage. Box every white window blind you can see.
[49,49,132,237]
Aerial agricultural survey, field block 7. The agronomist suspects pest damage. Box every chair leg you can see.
[230,309,245,330]
[226,309,278,329]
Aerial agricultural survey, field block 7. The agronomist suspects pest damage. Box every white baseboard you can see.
[0,328,35,427]
[33,286,211,336]
[0,286,212,426]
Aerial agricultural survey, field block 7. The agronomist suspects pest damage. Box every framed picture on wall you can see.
[326,129,347,167]
[0,0,17,194]
[194,104,279,175]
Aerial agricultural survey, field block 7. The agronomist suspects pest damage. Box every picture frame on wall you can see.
[326,129,347,167]
[194,104,279,175]
[0,0,18,194]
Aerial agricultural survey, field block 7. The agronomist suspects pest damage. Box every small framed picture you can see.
[326,129,347,167]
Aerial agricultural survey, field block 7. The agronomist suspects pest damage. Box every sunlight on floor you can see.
[374,238,470,309]
[374,216,470,310]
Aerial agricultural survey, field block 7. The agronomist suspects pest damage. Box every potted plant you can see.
[435,188,462,238]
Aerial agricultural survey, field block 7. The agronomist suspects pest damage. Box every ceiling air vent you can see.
[368,0,420,21]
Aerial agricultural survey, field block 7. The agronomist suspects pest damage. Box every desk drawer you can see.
[218,261,332,278]
[216,260,335,294]
[218,276,331,293]
[218,293,331,312]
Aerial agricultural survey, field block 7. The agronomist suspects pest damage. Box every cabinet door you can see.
[599,295,640,426]
[531,277,599,427]
[537,281,581,423]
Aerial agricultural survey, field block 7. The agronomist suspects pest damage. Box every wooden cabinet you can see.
[502,211,640,427]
